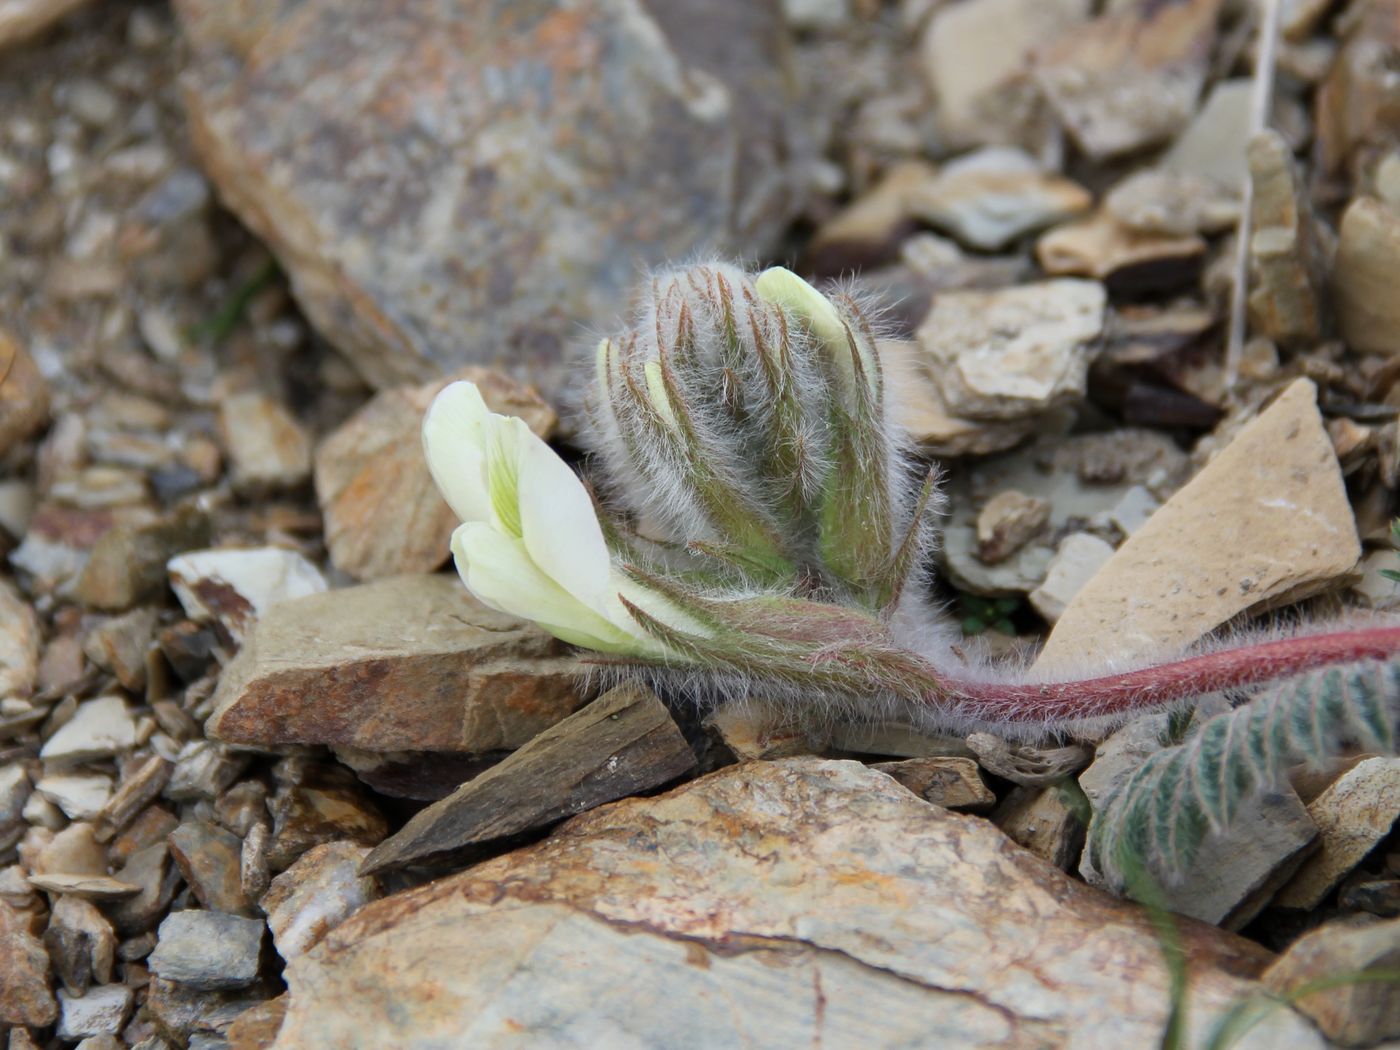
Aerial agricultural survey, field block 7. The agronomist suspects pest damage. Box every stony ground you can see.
[1,0,1400,1047]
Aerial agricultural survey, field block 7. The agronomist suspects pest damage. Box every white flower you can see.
[421,381,666,656]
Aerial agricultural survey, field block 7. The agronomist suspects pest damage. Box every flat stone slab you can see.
[208,574,587,754]
[271,759,1325,1049]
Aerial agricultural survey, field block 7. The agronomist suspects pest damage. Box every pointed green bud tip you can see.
[642,359,678,428]
[754,267,848,352]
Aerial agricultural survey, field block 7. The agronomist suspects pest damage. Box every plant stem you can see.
[927,625,1400,726]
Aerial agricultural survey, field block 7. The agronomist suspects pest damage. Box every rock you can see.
[1104,169,1239,237]
[260,843,378,964]
[13,503,159,600]
[975,490,1049,564]
[879,341,1037,457]
[1334,197,1400,357]
[1276,757,1400,910]
[1247,131,1330,348]
[94,756,172,842]
[1355,549,1400,610]
[77,506,212,611]
[1028,532,1115,624]
[44,895,116,994]
[703,698,821,761]
[108,842,177,936]
[81,608,157,691]
[218,391,312,491]
[207,574,585,755]
[1264,916,1400,1046]
[362,684,695,874]
[0,0,94,49]
[176,0,806,397]
[1037,380,1360,671]
[1316,0,1400,180]
[904,147,1091,251]
[168,821,254,916]
[993,785,1086,871]
[271,759,1324,1049]
[314,368,554,581]
[0,578,39,704]
[965,734,1093,787]
[25,872,141,900]
[0,331,50,457]
[0,762,30,836]
[1107,485,1159,537]
[1035,0,1222,160]
[918,0,1090,149]
[914,280,1106,421]
[33,821,106,877]
[241,821,270,902]
[266,764,387,872]
[1160,79,1254,190]
[145,976,270,1046]
[35,773,112,820]
[0,901,56,1027]
[869,757,995,810]
[1037,209,1205,292]
[40,696,138,766]
[167,547,328,645]
[827,722,974,760]
[56,983,133,1041]
[150,911,266,990]
[226,996,287,1050]
[166,741,248,802]
[805,161,940,275]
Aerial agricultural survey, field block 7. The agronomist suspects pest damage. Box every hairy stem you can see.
[925,625,1400,726]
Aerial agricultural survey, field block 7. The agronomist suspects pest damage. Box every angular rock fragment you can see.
[261,843,379,963]
[805,161,939,274]
[975,490,1049,564]
[1035,0,1223,159]
[176,0,807,396]
[218,391,312,491]
[81,608,157,691]
[208,574,586,755]
[272,760,1324,1049]
[1334,197,1400,357]
[993,784,1086,871]
[914,280,1106,421]
[0,577,40,704]
[1264,916,1400,1046]
[1160,79,1254,190]
[150,911,266,990]
[314,368,555,581]
[35,773,112,820]
[44,895,116,994]
[168,821,254,916]
[1037,380,1360,670]
[77,505,212,611]
[1247,133,1330,348]
[1028,532,1115,624]
[870,757,994,810]
[56,983,132,1041]
[1276,757,1400,910]
[1316,0,1400,179]
[0,900,56,1027]
[266,764,387,872]
[40,696,137,766]
[362,684,695,874]
[0,330,50,457]
[168,547,328,644]
[1037,209,1205,292]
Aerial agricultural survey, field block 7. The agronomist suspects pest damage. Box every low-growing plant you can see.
[422,261,1400,890]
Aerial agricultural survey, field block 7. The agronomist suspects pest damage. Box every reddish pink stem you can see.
[930,625,1400,725]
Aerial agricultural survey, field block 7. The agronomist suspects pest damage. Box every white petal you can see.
[422,382,493,523]
[450,524,642,654]
[514,423,614,608]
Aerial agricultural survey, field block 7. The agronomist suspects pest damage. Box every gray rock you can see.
[56,983,133,1041]
[261,842,378,963]
[176,0,809,397]
[168,821,253,916]
[1028,532,1115,623]
[150,911,266,990]
[45,895,116,994]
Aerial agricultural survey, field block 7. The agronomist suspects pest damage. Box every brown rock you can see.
[1037,379,1359,670]
[271,760,1322,1048]
[1334,197,1400,357]
[1247,131,1331,348]
[207,574,586,755]
[975,490,1049,564]
[218,391,312,491]
[77,505,212,611]
[1035,0,1223,160]
[805,161,940,275]
[362,683,695,874]
[81,609,157,692]
[1037,209,1206,292]
[314,367,555,581]
[1264,916,1400,1046]
[0,577,40,705]
[108,841,178,935]
[227,996,288,1050]
[1316,0,1400,180]
[0,900,56,1027]
[993,784,1086,871]
[176,0,807,396]
[870,757,995,810]
[0,0,94,49]
[1276,757,1400,910]
[44,895,115,995]
[168,821,254,916]
[0,330,50,457]
[266,763,387,872]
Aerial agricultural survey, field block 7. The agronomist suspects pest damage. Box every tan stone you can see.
[879,342,1035,457]
[208,574,586,754]
[314,367,555,581]
[806,161,939,273]
[218,391,312,490]
[0,577,39,703]
[0,330,50,456]
[1037,209,1205,292]
[1334,197,1400,357]
[871,756,995,809]
[1276,757,1400,910]
[975,490,1049,564]
[1247,131,1330,348]
[1037,379,1359,670]
[0,0,93,49]
[0,900,56,1027]
[270,760,1324,1049]
[1035,0,1222,160]
[993,784,1085,871]
[1264,916,1400,1046]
